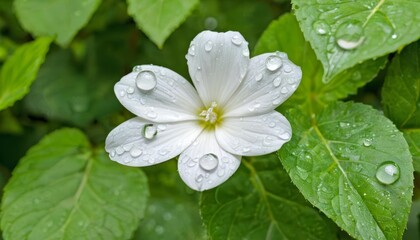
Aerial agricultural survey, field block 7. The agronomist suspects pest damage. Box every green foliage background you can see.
[0,0,419,239]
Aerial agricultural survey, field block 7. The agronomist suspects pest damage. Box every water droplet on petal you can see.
[130,148,143,158]
[242,147,250,153]
[157,124,167,131]
[217,168,225,177]
[255,73,263,82]
[242,48,250,57]
[119,90,126,97]
[268,122,276,128]
[199,153,219,171]
[116,146,124,155]
[143,124,157,140]
[204,40,213,52]
[279,132,291,140]
[283,64,292,73]
[196,174,204,182]
[280,86,288,94]
[266,55,283,71]
[376,162,400,185]
[263,136,274,146]
[159,149,169,156]
[110,150,116,158]
[335,20,364,50]
[132,65,142,72]
[126,87,135,94]
[136,70,157,92]
[231,35,242,46]
[273,77,281,87]
[313,20,330,35]
[188,44,196,56]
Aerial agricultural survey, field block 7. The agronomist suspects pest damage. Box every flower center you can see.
[199,101,223,128]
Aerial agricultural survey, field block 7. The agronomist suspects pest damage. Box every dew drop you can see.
[119,90,126,97]
[157,124,167,131]
[132,65,142,72]
[273,77,281,87]
[376,162,400,185]
[268,122,276,128]
[231,35,243,46]
[159,149,169,156]
[263,136,274,146]
[279,132,291,140]
[196,174,204,183]
[242,48,250,57]
[242,147,250,153]
[126,87,135,94]
[199,153,219,171]
[391,33,398,39]
[116,146,124,155]
[280,86,288,94]
[217,168,225,177]
[130,148,143,158]
[255,73,263,82]
[188,44,196,56]
[313,20,330,35]
[335,20,364,50]
[363,138,372,147]
[265,55,283,71]
[204,40,213,52]
[283,64,292,73]
[143,124,157,140]
[136,70,157,92]
[110,150,116,158]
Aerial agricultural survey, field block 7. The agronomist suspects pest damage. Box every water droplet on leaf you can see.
[363,138,373,147]
[266,55,283,71]
[376,162,400,185]
[335,20,364,50]
[313,20,330,35]
[199,153,218,171]
[136,70,157,92]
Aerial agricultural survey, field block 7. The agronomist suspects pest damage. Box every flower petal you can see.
[223,52,302,117]
[115,65,204,122]
[105,117,202,166]
[215,111,291,156]
[178,131,241,191]
[186,31,250,107]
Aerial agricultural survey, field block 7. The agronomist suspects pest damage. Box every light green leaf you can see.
[404,130,420,173]
[279,101,413,240]
[254,13,386,112]
[1,128,148,240]
[127,0,199,48]
[292,0,420,82]
[14,0,101,47]
[0,37,51,111]
[200,153,337,240]
[382,41,420,129]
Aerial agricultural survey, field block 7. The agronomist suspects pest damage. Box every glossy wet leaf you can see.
[404,130,420,173]
[382,41,420,129]
[0,37,51,111]
[254,13,386,112]
[200,153,337,240]
[292,0,420,82]
[127,0,199,48]
[279,101,413,240]
[14,0,101,46]
[1,128,148,240]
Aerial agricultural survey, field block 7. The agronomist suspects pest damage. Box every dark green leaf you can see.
[127,0,199,48]
[0,37,51,111]
[404,130,420,173]
[279,101,413,240]
[14,0,101,47]
[382,41,420,129]
[1,128,148,239]
[254,13,386,112]
[200,153,337,240]
[292,0,420,82]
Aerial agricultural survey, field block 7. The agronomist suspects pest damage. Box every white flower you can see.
[105,31,302,191]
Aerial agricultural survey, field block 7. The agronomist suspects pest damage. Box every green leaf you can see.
[14,0,101,47]
[254,13,386,111]
[404,130,420,173]
[0,37,51,111]
[1,128,148,239]
[292,0,420,82]
[382,41,420,129]
[279,101,413,240]
[127,0,199,48]
[200,153,337,240]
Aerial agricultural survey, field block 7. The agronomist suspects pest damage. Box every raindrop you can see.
[188,44,196,56]
[276,52,288,59]
[265,55,283,71]
[132,65,142,72]
[196,174,204,182]
[199,153,219,171]
[280,86,288,94]
[159,149,169,156]
[143,124,157,140]
[242,147,250,153]
[204,17,218,30]
[363,138,372,147]
[157,124,167,131]
[123,144,132,151]
[119,90,126,97]
[116,146,124,155]
[273,77,281,87]
[376,162,400,185]
[263,136,273,146]
[136,70,157,92]
[231,35,243,46]
[147,111,158,119]
[255,73,263,82]
[126,87,135,94]
[217,168,225,177]
[335,20,364,50]
[313,20,330,35]
[130,148,143,158]
[391,33,398,39]
[283,64,292,73]
[242,48,250,57]
[110,150,116,157]
[204,41,213,52]
[268,122,276,128]
[279,132,291,140]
